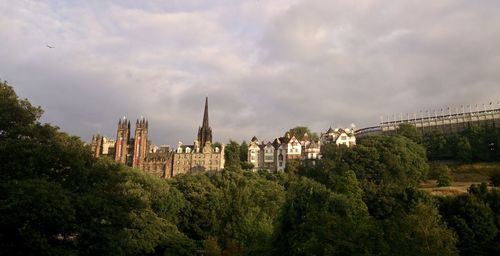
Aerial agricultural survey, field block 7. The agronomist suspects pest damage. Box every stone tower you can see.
[90,134,103,158]
[115,117,130,164]
[132,117,149,168]
[197,97,213,147]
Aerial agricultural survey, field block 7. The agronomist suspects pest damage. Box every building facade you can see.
[247,133,322,172]
[247,127,356,172]
[320,127,356,147]
[90,97,224,178]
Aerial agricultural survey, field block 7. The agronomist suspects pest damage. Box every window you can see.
[341,136,347,140]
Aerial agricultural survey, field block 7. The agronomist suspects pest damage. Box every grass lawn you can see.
[420,162,500,196]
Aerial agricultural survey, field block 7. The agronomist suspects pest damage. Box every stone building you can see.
[172,97,225,176]
[247,133,321,172]
[90,134,115,158]
[90,97,224,178]
[141,146,173,178]
[320,127,356,147]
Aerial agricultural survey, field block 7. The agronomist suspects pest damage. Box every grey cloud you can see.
[1,0,499,146]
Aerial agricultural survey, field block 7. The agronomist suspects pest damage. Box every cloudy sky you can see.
[1,0,500,146]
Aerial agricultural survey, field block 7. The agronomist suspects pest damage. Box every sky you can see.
[1,0,500,146]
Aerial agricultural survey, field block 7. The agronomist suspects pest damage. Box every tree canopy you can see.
[5,81,500,255]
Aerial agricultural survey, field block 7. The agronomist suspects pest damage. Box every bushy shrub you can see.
[434,165,453,187]
[490,170,500,187]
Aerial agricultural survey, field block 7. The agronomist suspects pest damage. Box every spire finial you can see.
[203,96,209,128]
[197,97,212,147]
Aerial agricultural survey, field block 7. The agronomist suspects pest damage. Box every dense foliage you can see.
[420,124,500,162]
[1,82,499,255]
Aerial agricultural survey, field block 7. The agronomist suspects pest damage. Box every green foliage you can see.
[240,161,254,171]
[348,135,429,187]
[382,203,458,256]
[0,82,196,255]
[224,140,250,171]
[273,177,374,255]
[490,170,500,187]
[424,130,450,159]
[285,126,318,141]
[455,137,473,163]
[239,141,248,162]
[203,236,221,256]
[2,81,496,255]
[224,140,240,169]
[439,192,498,256]
[397,123,423,144]
[423,124,500,162]
[0,179,77,256]
[430,165,452,187]
[284,159,300,176]
[0,80,43,138]
[172,170,286,255]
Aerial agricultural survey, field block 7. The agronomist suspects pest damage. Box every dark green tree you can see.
[348,135,429,187]
[396,123,423,144]
[224,140,241,171]
[239,140,248,162]
[285,126,318,141]
[439,193,497,256]
[273,177,374,255]
[0,82,196,255]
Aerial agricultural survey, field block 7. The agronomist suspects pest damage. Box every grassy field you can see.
[420,162,500,196]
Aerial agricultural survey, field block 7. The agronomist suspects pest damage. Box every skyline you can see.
[1,1,500,145]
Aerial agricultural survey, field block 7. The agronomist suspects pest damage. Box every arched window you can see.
[186,147,191,153]
[177,147,182,153]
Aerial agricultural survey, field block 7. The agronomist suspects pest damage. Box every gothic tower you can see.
[132,117,149,168]
[115,117,130,164]
[197,97,213,147]
[90,134,103,158]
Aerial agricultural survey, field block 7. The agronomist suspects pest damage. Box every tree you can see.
[396,123,423,144]
[239,141,248,162]
[224,140,241,171]
[285,126,318,141]
[454,137,473,163]
[273,177,374,255]
[430,165,452,187]
[0,81,43,138]
[385,203,458,255]
[348,135,429,187]
[491,171,500,187]
[439,193,497,256]
[0,82,197,255]
[424,130,449,160]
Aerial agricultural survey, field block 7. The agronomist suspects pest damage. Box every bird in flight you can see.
[46,45,55,48]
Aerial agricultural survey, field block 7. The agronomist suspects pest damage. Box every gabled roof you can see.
[251,136,258,142]
[306,140,318,149]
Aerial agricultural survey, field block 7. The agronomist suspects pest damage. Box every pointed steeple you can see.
[197,97,212,147]
[202,96,209,128]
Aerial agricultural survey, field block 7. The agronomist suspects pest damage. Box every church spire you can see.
[203,96,209,128]
[198,97,212,147]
